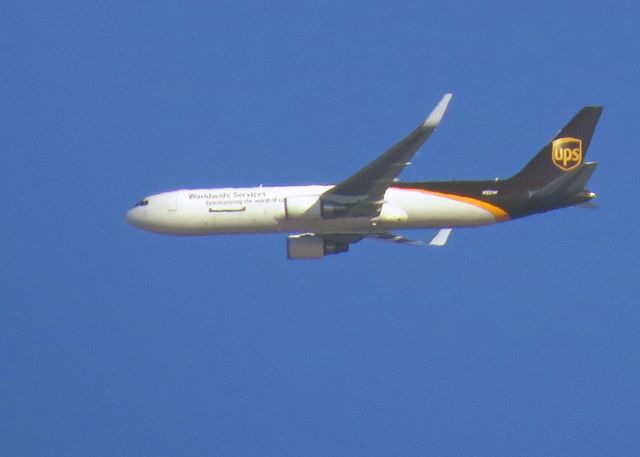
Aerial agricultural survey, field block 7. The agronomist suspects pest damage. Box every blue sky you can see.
[2,1,639,455]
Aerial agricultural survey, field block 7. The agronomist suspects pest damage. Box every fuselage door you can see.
[168,195,178,211]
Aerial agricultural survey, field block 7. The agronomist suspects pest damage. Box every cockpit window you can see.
[134,199,149,207]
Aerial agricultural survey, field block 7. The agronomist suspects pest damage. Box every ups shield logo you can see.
[552,137,582,171]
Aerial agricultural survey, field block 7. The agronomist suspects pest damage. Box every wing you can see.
[368,229,452,247]
[320,93,452,218]
[286,230,452,259]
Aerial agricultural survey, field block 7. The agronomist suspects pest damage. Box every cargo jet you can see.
[126,94,602,259]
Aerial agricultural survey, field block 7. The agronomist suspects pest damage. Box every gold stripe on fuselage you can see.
[402,188,510,222]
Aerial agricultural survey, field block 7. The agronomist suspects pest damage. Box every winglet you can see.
[429,228,452,246]
[423,93,453,128]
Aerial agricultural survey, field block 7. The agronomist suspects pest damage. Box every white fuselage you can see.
[125,185,506,236]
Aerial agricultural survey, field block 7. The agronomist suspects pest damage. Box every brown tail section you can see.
[510,106,603,189]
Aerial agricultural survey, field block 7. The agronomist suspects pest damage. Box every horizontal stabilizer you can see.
[575,201,599,209]
[531,162,598,200]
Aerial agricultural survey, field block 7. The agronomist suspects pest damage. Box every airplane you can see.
[125,94,603,259]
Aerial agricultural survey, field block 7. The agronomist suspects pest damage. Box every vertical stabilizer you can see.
[511,106,603,189]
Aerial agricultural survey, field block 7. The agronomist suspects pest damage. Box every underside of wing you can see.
[368,229,452,247]
[320,93,452,218]
[286,230,452,259]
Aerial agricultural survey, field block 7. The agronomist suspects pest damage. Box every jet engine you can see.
[284,196,350,220]
[287,234,349,259]
[319,200,350,219]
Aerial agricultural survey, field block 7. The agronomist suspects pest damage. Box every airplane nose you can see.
[126,198,154,231]
[125,208,142,228]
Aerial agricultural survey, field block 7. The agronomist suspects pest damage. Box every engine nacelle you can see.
[287,234,349,259]
[320,200,350,219]
[284,196,352,220]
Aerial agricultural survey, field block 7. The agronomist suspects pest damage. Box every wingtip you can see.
[429,228,452,246]
[423,93,453,128]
